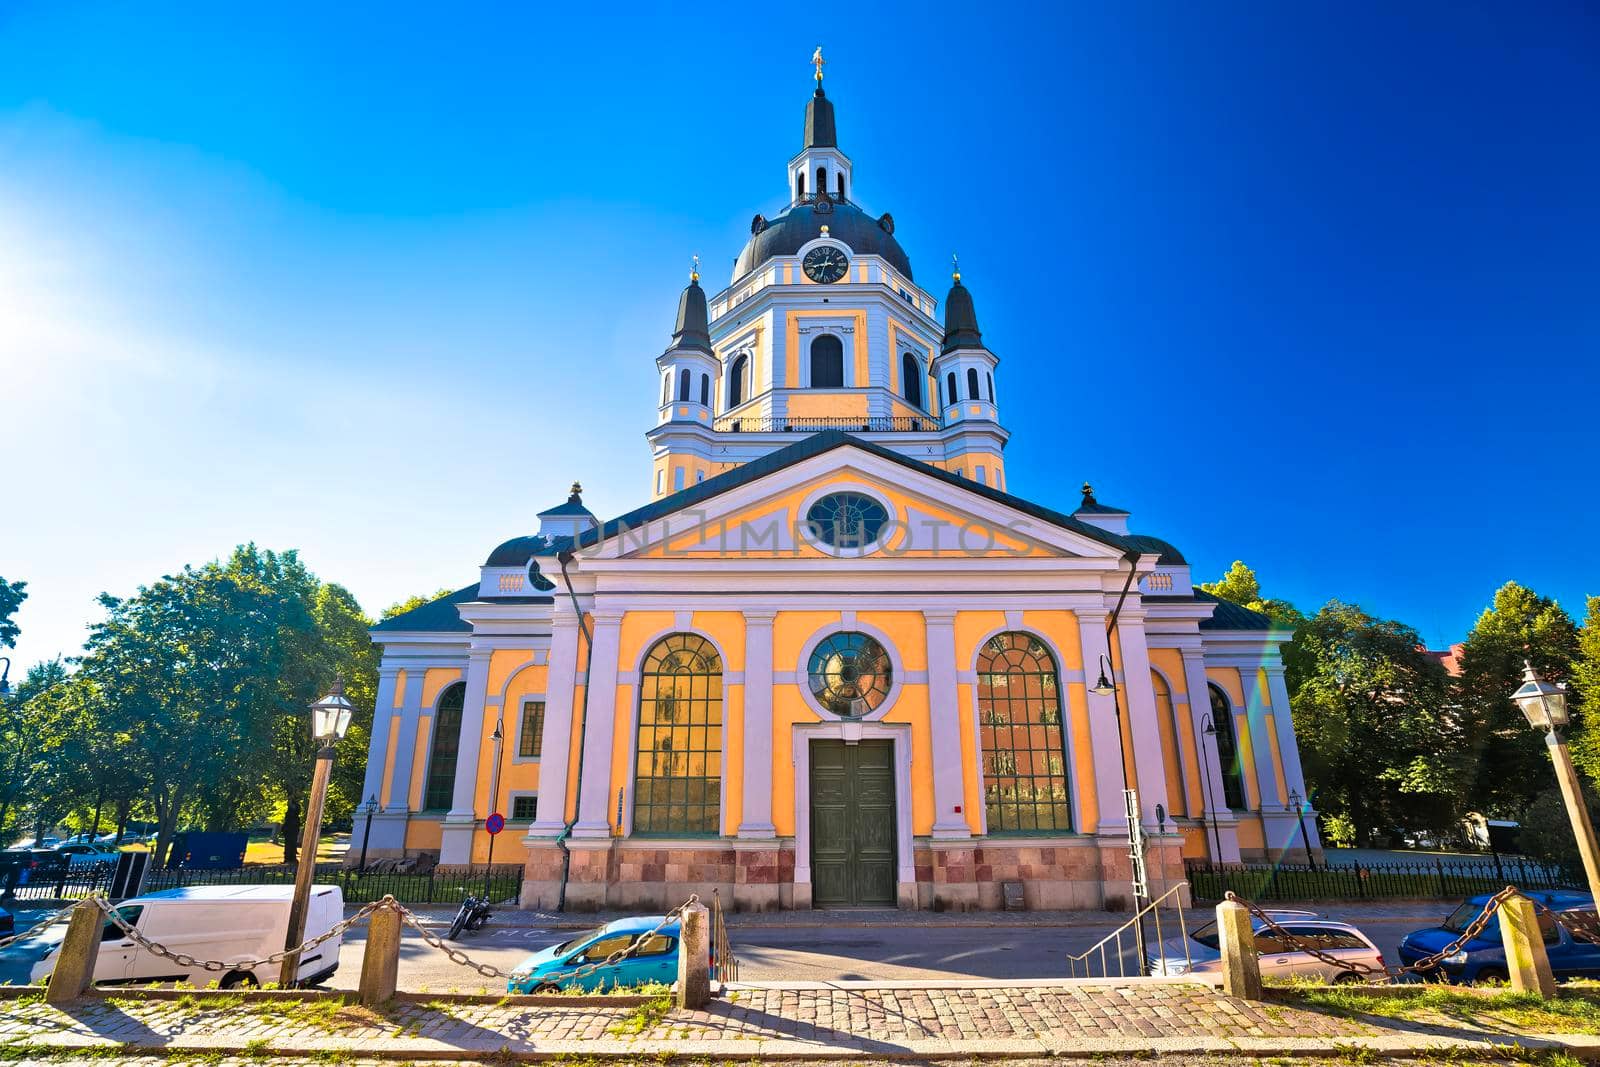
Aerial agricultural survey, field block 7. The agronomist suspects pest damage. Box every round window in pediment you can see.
[805,491,889,550]
[808,632,892,718]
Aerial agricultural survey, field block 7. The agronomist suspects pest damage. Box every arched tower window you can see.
[424,682,466,811]
[836,171,846,200]
[967,367,981,400]
[901,352,923,408]
[727,353,747,408]
[988,371,995,402]
[796,172,805,199]
[815,166,826,198]
[810,334,844,388]
[634,633,723,835]
[662,374,671,406]
[1208,685,1248,810]
[946,372,958,408]
[978,632,1071,833]
[699,373,709,406]
[678,367,691,402]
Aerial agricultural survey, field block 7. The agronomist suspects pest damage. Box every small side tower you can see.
[649,261,721,497]
[931,261,1007,488]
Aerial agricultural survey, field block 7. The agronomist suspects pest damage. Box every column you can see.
[359,666,400,807]
[1266,664,1322,853]
[738,610,778,838]
[383,670,424,814]
[571,609,623,839]
[372,667,420,855]
[527,613,582,837]
[1108,614,1171,825]
[1181,649,1240,863]
[1075,610,1131,836]
[440,646,494,863]
[1241,667,1284,810]
[923,610,972,838]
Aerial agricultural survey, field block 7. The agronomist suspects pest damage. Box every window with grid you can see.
[510,795,538,822]
[978,632,1071,833]
[634,633,723,835]
[518,700,545,758]
[423,682,466,812]
[1208,686,1248,810]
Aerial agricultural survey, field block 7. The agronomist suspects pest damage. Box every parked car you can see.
[1398,890,1600,984]
[1148,908,1385,982]
[506,915,682,993]
[54,843,123,868]
[0,905,12,936]
[0,884,345,989]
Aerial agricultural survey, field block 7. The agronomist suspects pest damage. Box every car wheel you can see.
[220,970,260,990]
[1473,966,1508,986]
[1333,972,1365,985]
[532,981,561,994]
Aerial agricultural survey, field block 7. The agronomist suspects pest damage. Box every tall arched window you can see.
[424,682,466,811]
[1151,671,1186,817]
[946,371,958,407]
[810,334,844,387]
[662,374,671,405]
[796,172,805,199]
[978,632,1071,833]
[987,371,995,402]
[677,368,691,402]
[901,352,923,408]
[967,367,981,400]
[1208,685,1248,810]
[836,171,846,200]
[699,373,709,406]
[634,634,723,835]
[727,354,747,408]
[815,166,826,197]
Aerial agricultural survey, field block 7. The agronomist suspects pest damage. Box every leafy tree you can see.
[1519,789,1600,881]
[0,659,75,844]
[1568,597,1600,787]
[0,575,25,649]
[1289,601,1453,845]
[1199,561,1312,688]
[1453,582,1579,817]
[381,588,455,621]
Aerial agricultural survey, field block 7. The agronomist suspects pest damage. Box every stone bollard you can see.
[359,903,402,1007]
[46,900,106,1004]
[1499,895,1556,997]
[676,902,711,1010]
[1215,900,1263,1001]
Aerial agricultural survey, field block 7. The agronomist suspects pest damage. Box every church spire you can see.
[667,264,712,354]
[803,46,837,149]
[942,268,983,354]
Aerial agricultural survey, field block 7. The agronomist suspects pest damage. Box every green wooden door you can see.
[809,740,897,907]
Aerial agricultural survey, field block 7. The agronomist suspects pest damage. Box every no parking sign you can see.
[485,812,506,835]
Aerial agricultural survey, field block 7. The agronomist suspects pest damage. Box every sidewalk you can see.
[2,981,1595,1061]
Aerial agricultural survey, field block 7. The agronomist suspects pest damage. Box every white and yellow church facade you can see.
[359,62,1320,911]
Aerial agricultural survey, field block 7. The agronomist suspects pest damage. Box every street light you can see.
[1512,661,1600,903]
[1287,789,1318,872]
[1198,714,1225,863]
[278,678,354,988]
[356,794,379,873]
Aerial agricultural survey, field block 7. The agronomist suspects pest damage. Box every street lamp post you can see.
[278,679,354,988]
[1092,654,1148,966]
[1287,789,1317,871]
[1198,714,1225,862]
[1512,661,1600,903]
[356,795,379,873]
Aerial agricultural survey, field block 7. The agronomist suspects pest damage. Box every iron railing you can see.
[710,888,738,985]
[712,414,942,434]
[0,860,114,902]
[1185,856,1572,903]
[789,190,865,211]
[1066,883,1192,979]
[1,861,524,905]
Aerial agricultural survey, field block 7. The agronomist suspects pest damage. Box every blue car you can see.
[0,905,11,936]
[1398,890,1600,984]
[506,916,680,993]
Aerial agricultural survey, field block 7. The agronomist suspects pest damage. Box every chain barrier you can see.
[1224,884,1522,983]
[0,905,74,950]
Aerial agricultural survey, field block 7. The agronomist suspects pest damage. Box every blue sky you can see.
[2,1,1596,671]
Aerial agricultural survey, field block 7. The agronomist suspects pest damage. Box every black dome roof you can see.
[734,201,912,282]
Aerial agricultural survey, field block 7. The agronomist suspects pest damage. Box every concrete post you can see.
[1499,895,1556,996]
[1215,900,1262,1001]
[359,903,402,1007]
[46,901,104,1004]
[676,902,711,1009]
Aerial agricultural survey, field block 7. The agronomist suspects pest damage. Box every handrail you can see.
[1066,882,1192,979]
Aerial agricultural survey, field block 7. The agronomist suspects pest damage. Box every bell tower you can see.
[789,47,853,205]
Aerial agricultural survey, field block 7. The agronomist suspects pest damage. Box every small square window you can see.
[511,795,538,821]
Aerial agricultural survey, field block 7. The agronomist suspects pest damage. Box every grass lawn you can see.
[1282,983,1600,1035]
[242,833,349,866]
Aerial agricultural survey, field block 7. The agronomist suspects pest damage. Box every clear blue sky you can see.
[2,1,1596,671]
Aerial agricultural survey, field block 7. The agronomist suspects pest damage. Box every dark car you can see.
[0,905,12,935]
[1398,890,1600,983]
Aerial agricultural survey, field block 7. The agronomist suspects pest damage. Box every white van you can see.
[19,884,344,988]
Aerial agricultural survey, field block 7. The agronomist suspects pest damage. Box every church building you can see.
[359,57,1320,911]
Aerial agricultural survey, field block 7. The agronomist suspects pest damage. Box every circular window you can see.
[807,632,893,718]
[805,491,889,549]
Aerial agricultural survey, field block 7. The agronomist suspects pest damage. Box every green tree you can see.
[0,659,75,844]
[1290,601,1453,845]
[381,588,455,621]
[1565,597,1600,787]
[1454,581,1579,817]
[0,575,25,649]
[1199,561,1311,688]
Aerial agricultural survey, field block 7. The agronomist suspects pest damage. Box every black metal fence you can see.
[2,862,525,905]
[1186,856,1575,902]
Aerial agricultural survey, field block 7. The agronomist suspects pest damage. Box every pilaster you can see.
[383,669,424,815]
[1075,610,1130,837]
[526,613,582,838]
[360,666,401,807]
[572,609,624,839]
[1109,613,1171,825]
[923,609,972,839]
[1181,648,1241,863]
[440,646,494,864]
[738,610,778,838]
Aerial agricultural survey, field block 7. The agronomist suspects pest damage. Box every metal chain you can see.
[1223,885,1521,982]
[0,905,74,950]
[87,893,387,975]
[395,894,701,984]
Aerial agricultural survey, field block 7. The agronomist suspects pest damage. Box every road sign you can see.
[485,812,506,836]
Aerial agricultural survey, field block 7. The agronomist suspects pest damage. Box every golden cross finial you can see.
[952,252,961,283]
[812,46,826,83]
[690,254,700,282]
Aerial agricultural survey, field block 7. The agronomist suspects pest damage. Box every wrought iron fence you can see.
[1185,856,1573,903]
[0,860,114,902]
[1,862,524,905]
[710,888,738,985]
[712,414,942,434]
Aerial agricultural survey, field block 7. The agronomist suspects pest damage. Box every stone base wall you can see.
[520,835,1187,912]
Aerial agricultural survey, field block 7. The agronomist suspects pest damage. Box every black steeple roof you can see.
[804,87,837,149]
[668,276,713,354]
[942,277,983,353]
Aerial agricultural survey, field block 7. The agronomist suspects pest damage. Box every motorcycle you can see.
[447,894,493,941]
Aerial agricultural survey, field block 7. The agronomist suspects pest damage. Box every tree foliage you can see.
[0,575,26,650]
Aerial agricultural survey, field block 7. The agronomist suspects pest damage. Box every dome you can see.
[734,201,912,282]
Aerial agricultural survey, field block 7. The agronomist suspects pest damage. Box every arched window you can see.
[1208,685,1247,810]
[796,172,805,199]
[727,354,747,408]
[810,334,844,388]
[1151,671,1186,817]
[699,373,709,406]
[987,372,995,402]
[662,374,671,406]
[946,372,958,407]
[634,633,723,835]
[978,632,1070,833]
[677,368,691,402]
[836,171,846,199]
[967,367,980,400]
[901,352,923,408]
[424,682,466,811]
[816,166,826,198]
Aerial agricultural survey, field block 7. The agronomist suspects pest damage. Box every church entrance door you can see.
[809,739,897,907]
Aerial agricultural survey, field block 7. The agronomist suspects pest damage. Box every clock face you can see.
[803,245,850,284]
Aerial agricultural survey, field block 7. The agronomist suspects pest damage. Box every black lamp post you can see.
[1198,713,1225,863]
[357,794,379,873]
[1287,789,1317,871]
[279,678,354,988]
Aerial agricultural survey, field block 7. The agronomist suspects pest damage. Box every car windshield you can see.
[554,927,608,956]
[1442,902,1492,934]
[1190,921,1220,950]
